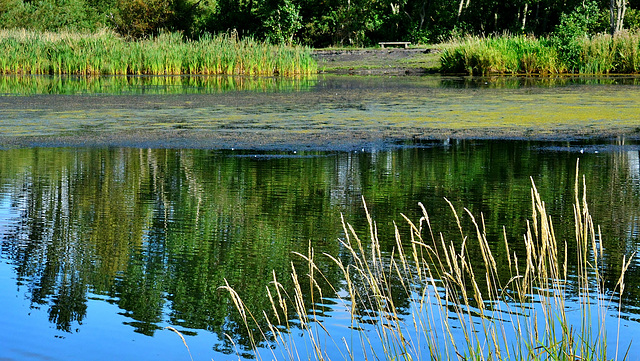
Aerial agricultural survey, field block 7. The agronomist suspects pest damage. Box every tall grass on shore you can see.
[577,31,640,74]
[221,165,633,360]
[0,29,316,76]
[440,35,563,75]
[441,31,640,75]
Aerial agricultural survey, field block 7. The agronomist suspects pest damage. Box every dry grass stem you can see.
[220,165,634,361]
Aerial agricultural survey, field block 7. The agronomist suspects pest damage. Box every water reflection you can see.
[4,74,640,97]
[0,75,318,95]
[0,141,640,359]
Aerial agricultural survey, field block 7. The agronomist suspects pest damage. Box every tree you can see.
[258,0,303,44]
[0,0,103,31]
[112,0,174,38]
[611,0,627,34]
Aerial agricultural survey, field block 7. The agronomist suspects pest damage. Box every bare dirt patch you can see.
[312,48,441,75]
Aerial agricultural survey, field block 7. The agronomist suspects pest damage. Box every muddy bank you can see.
[3,128,638,152]
[312,48,441,75]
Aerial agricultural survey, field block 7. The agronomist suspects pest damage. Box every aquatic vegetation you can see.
[0,29,316,76]
[222,165,633,360]
[441,31,640,75]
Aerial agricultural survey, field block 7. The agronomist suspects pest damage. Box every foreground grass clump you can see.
[0,29,316,76]
[441,31,640,75]
[222,165,633,360]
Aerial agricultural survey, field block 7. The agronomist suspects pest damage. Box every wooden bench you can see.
[378,41,411,48]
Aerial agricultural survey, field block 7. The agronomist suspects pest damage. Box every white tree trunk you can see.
[521,3,528,30]
[457,0,471,19]
[610,0,627,35]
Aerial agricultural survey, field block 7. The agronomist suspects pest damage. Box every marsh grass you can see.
[440,35,563,75]
[221,163,634,360]
[0,29,316,76]
[441,31,640,75]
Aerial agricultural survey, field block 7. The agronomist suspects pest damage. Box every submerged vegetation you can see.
[222,166,634,360]
[0,29,316,76]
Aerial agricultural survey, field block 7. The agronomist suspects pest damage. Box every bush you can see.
[551,0,604,72]
[0,0,103,32]
[111,0,173,38]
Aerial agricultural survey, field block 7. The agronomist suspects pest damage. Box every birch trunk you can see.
[610,0,627,35]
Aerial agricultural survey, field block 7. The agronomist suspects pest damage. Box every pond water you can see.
[3,75,640,149]
[1,75,640,360]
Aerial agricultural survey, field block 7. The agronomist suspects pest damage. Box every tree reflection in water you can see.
[0,141,640,356]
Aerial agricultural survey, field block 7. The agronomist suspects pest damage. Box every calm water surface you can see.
[1,143,640,360]
[1,76,640,360]
[3,75,640,148]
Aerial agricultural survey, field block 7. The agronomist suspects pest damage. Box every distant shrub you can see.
[0,0,103,32]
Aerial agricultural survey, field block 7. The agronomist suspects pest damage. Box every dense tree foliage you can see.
[1,0,640,47]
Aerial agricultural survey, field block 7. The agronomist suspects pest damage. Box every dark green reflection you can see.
[0,75,317,95]
[1,141,640,352]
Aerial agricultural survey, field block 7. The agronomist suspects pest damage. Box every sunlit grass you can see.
[222,162,633,360]
[440,35,563,75]
[0,29,316,76]
[441,31,640,75]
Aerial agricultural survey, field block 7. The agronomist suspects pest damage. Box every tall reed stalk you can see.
[221,163,633,361]
[0,29,316,76]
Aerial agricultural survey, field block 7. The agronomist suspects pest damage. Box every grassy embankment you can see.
[5,29,640,76]
[220,166,634,360]
[441,32,640,75]
[0,29,316,76]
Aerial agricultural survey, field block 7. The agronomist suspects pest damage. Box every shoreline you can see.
[3,69,640,151]
[311,48,441,75]
[2,130,639,152]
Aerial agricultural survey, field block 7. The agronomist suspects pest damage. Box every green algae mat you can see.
[1,75,639,149]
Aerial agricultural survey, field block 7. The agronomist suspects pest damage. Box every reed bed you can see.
[441,31,640,75]
[221,163,633,361]
[440,35,563,75]
[0,29,316,76]
[577,32,640,74]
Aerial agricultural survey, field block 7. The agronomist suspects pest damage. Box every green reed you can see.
[222,162,633,361]
[578,32,640,74]
[441,31,640,75]
[440,35,563,75]
[0,29,316,76]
